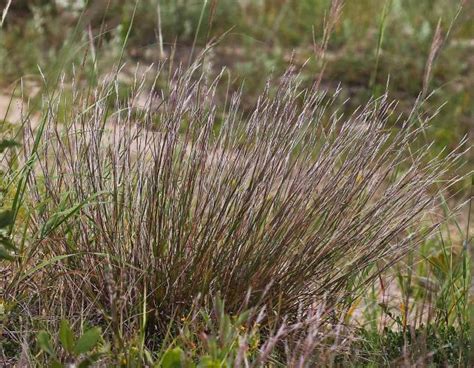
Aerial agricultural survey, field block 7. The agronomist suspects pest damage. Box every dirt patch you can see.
[0,92,40,128]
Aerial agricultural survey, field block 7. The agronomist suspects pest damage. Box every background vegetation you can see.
[1,0,473,158]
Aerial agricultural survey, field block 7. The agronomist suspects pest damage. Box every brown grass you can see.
[3,59,465,348]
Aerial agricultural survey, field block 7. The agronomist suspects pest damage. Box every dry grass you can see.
[1,57,464,351]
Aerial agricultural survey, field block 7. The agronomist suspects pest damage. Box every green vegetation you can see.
[0,1,472,366]
[1,1,473,158]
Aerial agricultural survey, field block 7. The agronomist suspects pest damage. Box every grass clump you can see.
[0,53,466,365]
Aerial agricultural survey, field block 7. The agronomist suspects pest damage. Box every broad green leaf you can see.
[0,210,13,229]
[235,310,251,325]
[59,319,75,353]
[0,232,15,260]
[74,327,101,355]
[0,235,15,250]
[161,347,184,368]
[197,356,221,368]
[0,139,19,154]
[0,244,15,260]
[78,358,94,368]
[37,331,55,357]
[51,360,63,368]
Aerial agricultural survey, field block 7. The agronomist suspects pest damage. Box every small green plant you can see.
[0,206,14,261]
[0,138,19,261]
[159,347,189,368]
[169,298,259,367]
[358,323,469,366]
[36,320,104,367]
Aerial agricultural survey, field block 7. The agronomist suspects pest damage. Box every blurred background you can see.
[0,0,473,175]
